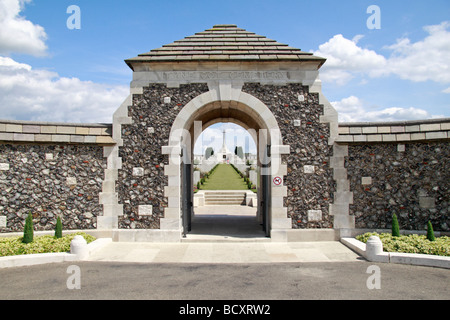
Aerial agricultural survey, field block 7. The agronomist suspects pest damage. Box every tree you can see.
[234,146,244,159]
[391,213,400,237]
[55,216,63,239]
[22,212,34,244]
[205,147,214,160]
[427,221,435,242]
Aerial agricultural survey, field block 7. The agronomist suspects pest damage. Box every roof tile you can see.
[125,24,325,66]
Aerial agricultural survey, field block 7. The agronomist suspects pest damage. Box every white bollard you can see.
[366,236,383,261]
[70,235,88,260]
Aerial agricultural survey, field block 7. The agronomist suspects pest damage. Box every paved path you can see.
[87,241,360,264]
[87,205,360,264]
[188,205,265,240]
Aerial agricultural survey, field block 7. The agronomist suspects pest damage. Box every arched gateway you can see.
[99,24,350,242]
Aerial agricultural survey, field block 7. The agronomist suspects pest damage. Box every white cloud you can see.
[442,87,450,94]
[315,21,450,86]
[0,57,129,123]
[331,96,441,122]
[314,34,387,85]
[385,21,450,83]
[0,0,47,56]
[0,2,128,123]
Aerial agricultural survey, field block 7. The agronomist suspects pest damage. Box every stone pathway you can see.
[87,206,361,263]
[187,205,264,241]
[87,241,360,264]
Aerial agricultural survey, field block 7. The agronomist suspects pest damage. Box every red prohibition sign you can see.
[273,177,282,186]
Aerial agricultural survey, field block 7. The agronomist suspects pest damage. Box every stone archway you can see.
[162,84,291,241]
[98,24,351,243]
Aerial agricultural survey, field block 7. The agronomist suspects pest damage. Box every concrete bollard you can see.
[366,236,383,261]
[70,235,88,260]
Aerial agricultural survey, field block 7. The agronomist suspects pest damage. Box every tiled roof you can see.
[126,24,325,68]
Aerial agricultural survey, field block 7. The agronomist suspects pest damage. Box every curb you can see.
[0,238,112,269]
[341,237,450,269]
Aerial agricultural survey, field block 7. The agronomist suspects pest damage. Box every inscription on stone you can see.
[162,71,287,82]
[139,205,153,216]
[307,210,322,221]
[303,165,315,174]
[133,167,144,177]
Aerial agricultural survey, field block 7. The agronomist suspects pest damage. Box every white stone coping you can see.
[341,237,450,269]
[337,118,450,143]
[0,119,115,145]
[0,238,112,269]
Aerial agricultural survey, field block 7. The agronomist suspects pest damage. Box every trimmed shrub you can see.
[22,213,34,244]
[55,216,63,239]
[391,213,400,237]
[427,221,435,242]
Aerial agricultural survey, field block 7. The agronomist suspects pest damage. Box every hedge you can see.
[356,232,450,257]
[0,232,96,257]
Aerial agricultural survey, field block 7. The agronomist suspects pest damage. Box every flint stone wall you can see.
[242,83,334,229]
[0,144,106,232]
[1,89,448,236]
[118,83,209,229]
[346,142,449,231]
[118,82,334,230]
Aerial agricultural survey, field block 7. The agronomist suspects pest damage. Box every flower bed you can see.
[0,232,95,257]
[356,232,450,257]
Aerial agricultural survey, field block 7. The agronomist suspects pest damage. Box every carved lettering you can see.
[162,71,286,81]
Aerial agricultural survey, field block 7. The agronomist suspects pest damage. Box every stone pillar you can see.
[329,144,354,237]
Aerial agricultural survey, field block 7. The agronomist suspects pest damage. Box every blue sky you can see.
[0,0,449,153]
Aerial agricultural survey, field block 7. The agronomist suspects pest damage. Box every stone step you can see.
[201,191,249,206]
[204,192,247,196]
[205,200,246,205]
[205,202,245,205]
[205,195,246,200]
[181,236,270,243]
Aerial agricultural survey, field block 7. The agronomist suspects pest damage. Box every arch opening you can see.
[163,91,291,241]
[190,122,263,240]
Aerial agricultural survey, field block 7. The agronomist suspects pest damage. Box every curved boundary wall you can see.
[0,120,113,233]
[0,117,448,239]
[337,118,449,237]
[0,119,450,241]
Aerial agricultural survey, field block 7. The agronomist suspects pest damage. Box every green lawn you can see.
[200,164,248,190]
